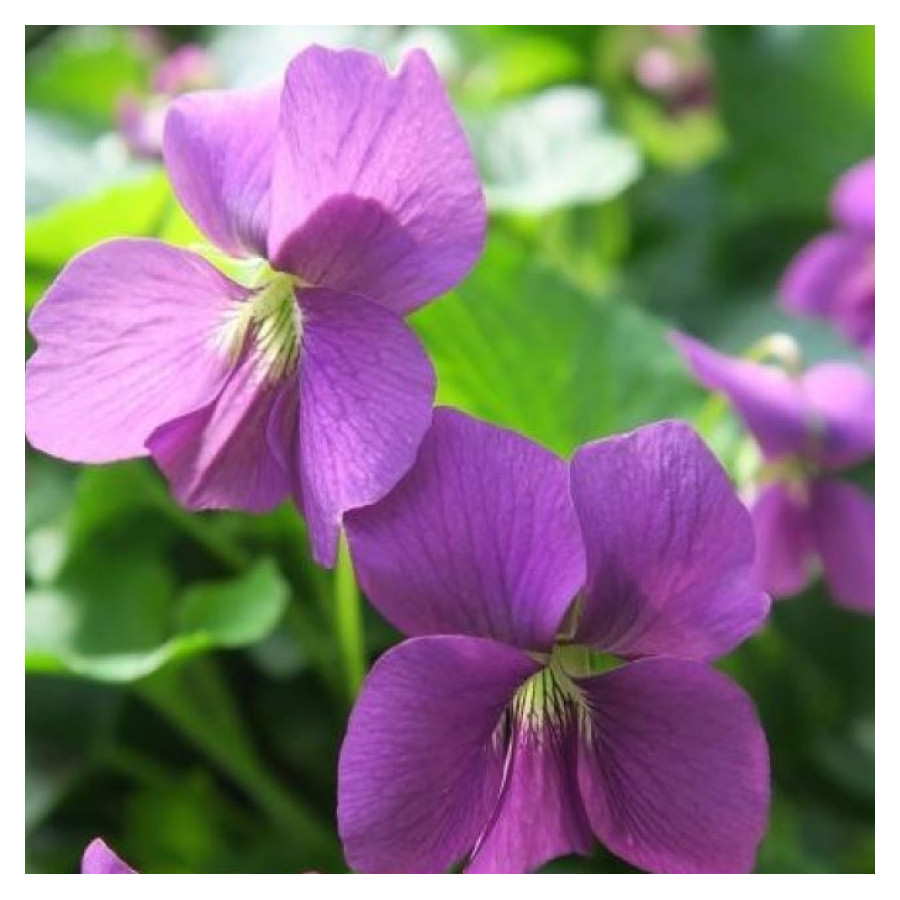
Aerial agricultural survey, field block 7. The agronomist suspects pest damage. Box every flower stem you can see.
[334,534,365,702]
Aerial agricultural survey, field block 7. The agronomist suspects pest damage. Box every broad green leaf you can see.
[25,26,150,124]
[25,171,170,279]
[177,561,290,648]
[467,87,641,213]
[413,233,699,457]
[26,558,289,683]
[711,25,874,217]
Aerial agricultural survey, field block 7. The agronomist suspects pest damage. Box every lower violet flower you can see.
[337,409,770,873]
[779,158,875,354]
[672,332,874,613]
[81,838,136,874]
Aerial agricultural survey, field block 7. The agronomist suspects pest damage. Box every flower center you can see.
[511,644,619,736]
[217,265,303,383]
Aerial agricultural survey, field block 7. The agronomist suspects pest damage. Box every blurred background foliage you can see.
[24,25,874,873]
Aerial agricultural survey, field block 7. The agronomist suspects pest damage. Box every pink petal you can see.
[345,409,586,650]
[81,838,137,874]
[163,83,281,257]
[146,353,290,513]
[269,46,485,315]
[466,712,593,873]
[295,288,436,567]
[779,232,871,321]
[801,363,875,469]
[810,479,875,614]
[831,158,875,236]
[570,421,769,661]
[26,240,241,464]
[576,658,770,873]
[337,635,538,873]
[750,483,816,598]
[671,332,810,461]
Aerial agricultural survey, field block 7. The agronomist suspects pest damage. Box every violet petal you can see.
[269,45,485,315]
[575,658,770,873]
[345,409,586,649]
[295,287,435,567]
[337,635,538,873]
[571,420,768,661]
[26,239,240,464]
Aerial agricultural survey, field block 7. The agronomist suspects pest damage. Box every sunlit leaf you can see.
[413,233,698,456]
[467,87,641,212]
[26,558,289,683]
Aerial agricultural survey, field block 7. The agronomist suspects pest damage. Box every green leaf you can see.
[25,26,150,124]
[467,87,641,213]
[176,561,290,648]
[413,233,699,457]
[711,25,874,217]
[26,558,289,683]
[26,171,171,280]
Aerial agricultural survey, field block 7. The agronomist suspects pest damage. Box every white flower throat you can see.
[217,264,304,383]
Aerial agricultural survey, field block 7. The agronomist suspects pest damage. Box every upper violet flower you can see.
[25,45,485,566]
[117,43,219,158]
[779,158,875,354]
[672,332,875,613]
[81,838,136,874]
[337,409,770,873]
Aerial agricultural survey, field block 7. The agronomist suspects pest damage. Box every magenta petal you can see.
[467,716,593,873]
[147,355,289,513]
[81,838,136,874]
[750,483,815,598]
[810,479,875,614]
[576,659,770,874]
[831,158,875,236]
[26,240,241,464]
[296,288,436,567]
[671,332,809,461]
[269,46,485,315]
[779,232,871,319]
[345,409,586,650]
[163,83,281,257]
[337,635,538,873]
[571,421,769,660]
[801,363,875,469]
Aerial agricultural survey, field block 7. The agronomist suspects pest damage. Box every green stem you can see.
[138,664,334,860]
[334,534,365,702]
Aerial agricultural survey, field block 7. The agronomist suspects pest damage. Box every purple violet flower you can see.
[117,44,219,159]
[337,409,770,873]
[81,838,136,874]
[779,158,875,354]
[26,45,485,566]
[672,332,875,613]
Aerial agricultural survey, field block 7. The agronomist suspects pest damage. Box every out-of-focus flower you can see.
[780,159,875,354]
[338,409,769,873]
[25,45,485,566]
[117,43,219,158]
[632,26,713,115]
[673,332,875,613]
[81,838,136,874]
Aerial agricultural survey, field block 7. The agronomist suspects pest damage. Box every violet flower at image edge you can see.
[337,409,771,874]
[779,158,875,354]
[671,331,874,613]
[81,838,136,874]
[25,44,486,567]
